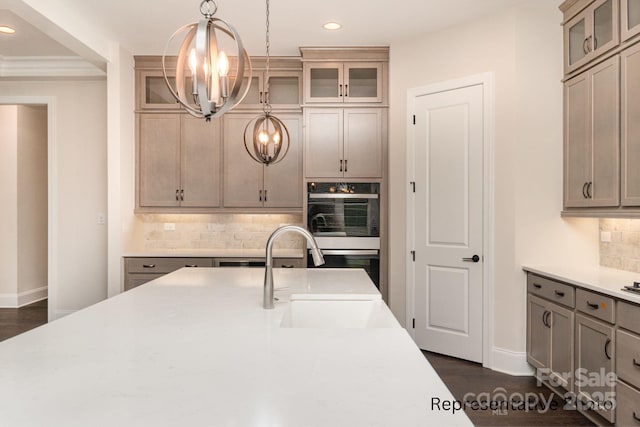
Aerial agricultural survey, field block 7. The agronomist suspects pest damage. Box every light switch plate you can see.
[600,231,611,242]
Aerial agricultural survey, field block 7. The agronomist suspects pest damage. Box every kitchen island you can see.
[0,268,470,426]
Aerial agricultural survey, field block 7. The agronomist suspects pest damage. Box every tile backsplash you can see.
[141,214,304,250]
[600,219,640,273]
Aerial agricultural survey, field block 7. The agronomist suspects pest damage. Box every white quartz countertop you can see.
[523,264,640,304]
[0,268,470,426]
[122,248,303,258]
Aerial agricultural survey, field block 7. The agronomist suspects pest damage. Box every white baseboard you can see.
[490,346,534,376]
[0,286,48,308]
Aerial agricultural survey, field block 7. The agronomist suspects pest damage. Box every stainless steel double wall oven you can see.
[306,182,381,288]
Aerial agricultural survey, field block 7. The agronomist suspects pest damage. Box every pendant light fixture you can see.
[243,0,290,166]
[162,0,251,121]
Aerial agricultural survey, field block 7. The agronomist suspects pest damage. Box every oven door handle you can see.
[319,250,379,256]
[308,193,379,199]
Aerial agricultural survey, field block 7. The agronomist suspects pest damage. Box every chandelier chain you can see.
[264,0,271,112]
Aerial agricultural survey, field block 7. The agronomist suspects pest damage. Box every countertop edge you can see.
[522,265,640,305]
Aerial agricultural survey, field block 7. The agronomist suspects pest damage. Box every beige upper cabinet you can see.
[622,0,640,41]
[564,56,620,208]
[222,113,302,209]
[621,42,640,205]
[138,114,221,209]
[303,62,383,104]
[563,0,619,74]
[305,108,383,179]
[238,71,302,110]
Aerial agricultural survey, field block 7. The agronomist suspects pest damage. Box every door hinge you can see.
[410,250,415,262]
[412,318,415,329]
[410,181,415,192]
[412,115,416,125]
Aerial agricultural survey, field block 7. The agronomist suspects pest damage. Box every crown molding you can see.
[0,55,106,78]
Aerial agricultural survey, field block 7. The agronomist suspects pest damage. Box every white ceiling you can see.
[0,0,534,59]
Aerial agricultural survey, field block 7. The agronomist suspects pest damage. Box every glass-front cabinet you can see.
[623,0,640,41]
[564,0,619,74]
[304,62,383,104]
[239,71,302,110]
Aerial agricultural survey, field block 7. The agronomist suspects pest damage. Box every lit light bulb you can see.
[217,51,229,77]
[273,132,281,144]
[258,130,269,145]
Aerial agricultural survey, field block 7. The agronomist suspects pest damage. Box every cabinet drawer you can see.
[576,289,615,323]
[615,380,640,427]
[527,274,575,307]
[619,301,640,335]
[125,257,213,274]
[617,329,640,389]
[124,273,164,291]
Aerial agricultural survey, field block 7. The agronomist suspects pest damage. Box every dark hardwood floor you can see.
[1,302,594,426]
[0,299,48,342]
[423,351,594,426]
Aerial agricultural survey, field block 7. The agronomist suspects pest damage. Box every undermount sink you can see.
[280,298,400,329]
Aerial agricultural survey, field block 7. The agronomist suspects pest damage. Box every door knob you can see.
[462,255,480,263]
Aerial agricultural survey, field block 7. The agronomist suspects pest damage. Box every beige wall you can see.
[0,106,19,296]
[0,79,108,315]
[388,1,598,365]
[17,106,48,295]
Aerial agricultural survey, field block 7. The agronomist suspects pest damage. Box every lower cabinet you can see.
[575,313,616,423]
[525,272,640,425]
[615,301,640,425]
[124,256,305,290]
[527,294,574,391]
[124,257,214,291]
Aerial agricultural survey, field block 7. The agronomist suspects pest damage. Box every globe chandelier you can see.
[243,0,290,166]
[162,0,251,121]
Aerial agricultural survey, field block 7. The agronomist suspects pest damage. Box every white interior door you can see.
[411,83,484,363]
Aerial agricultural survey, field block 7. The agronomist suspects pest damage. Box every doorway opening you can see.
[0,97,55,323]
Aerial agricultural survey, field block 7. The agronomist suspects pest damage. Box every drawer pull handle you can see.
[185,264,198,268]
[533,283,542,289]
[633,358,640,368]
[604,338,612,360]
[586,301,599,310]
[634,411,640,422]
[142,264,156,268]
[554,290,565,297]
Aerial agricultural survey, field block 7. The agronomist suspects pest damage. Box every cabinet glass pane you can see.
[267,76,299,105]
[629,0,640,31]
[347,68,378,98]
[569,19,587,66]
[594,0,614,48]
[310,68,339,98]
[240,76,261,105]
[146,76,176,104]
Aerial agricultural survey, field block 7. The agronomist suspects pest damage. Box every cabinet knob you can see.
[344,84,349,97]
[586,301,599,310]
[344,159,348,173]
[339,84,343,97]
[264,189,267,203]
[339,159,343,172]
[259,189,263,202]
[142,264,156,269]
[176,189,180,201]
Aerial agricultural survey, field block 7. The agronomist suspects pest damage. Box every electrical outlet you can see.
[97,213,106,225]
[600,231,611,242]
[164,223,176,231]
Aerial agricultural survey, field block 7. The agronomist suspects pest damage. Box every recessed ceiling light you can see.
[323,22,342,31]
[0,26,16,34]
